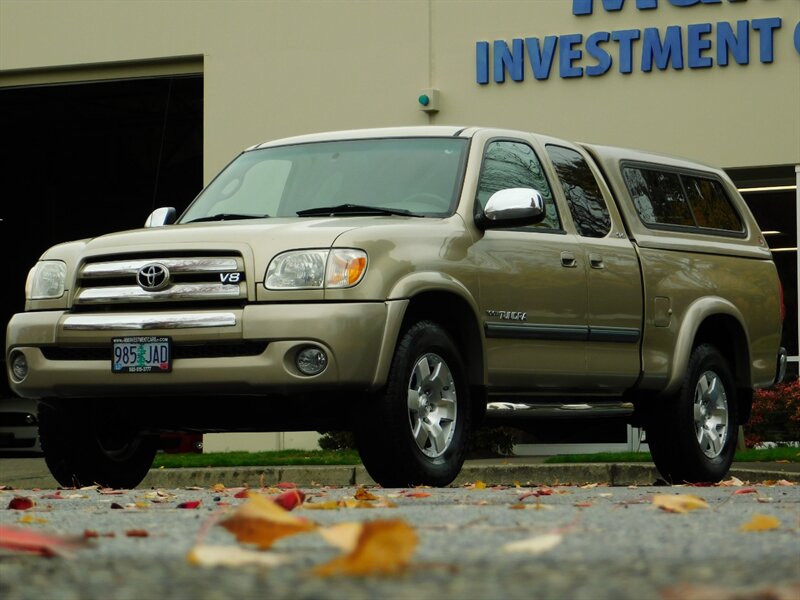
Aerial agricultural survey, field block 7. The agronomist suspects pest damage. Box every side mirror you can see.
[476,188,545,230]
[144,207,177,228]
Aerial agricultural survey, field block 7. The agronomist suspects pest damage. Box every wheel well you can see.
[400,291,484,390]
[693,314,753,422]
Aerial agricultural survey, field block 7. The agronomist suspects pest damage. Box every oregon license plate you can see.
[112,336,171,373]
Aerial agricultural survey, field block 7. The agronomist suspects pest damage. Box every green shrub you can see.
[744,378,800,448]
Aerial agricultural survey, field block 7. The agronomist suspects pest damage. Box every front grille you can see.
[41,341,269,361]
[73,254,247,309]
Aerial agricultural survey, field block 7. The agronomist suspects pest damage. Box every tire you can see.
[355,320,471,487]
[39,401,157,489]
[647,344,738,484]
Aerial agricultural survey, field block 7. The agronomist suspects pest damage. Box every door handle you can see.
[560,251,577,268]
[589,253,604,269]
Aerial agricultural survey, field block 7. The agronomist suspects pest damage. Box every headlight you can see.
[26,260,67,300]
[265,249,367,290]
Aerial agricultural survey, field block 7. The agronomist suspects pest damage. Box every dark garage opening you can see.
[1,75,203,394]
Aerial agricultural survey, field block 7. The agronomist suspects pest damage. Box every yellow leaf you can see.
[188,544,290,568]
[503,533,563,555]
[354,487,379,501]
[219,492,316,549]
[653,494,709,514]
[472,480,487,490]
[319,522,363,552]
[17,514,48,525]
[302,500,342,511]
[740,514,780,532]
[211,483,226,493]
[315,519,417,577]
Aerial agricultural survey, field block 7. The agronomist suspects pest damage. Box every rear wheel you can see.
[356,321,471,487]
[647,344,738,484]
[39,401,157,489]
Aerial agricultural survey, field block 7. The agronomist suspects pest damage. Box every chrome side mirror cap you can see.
[144,207,177,228]
[476,188,545,230]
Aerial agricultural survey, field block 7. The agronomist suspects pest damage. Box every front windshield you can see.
[180,137,469,223]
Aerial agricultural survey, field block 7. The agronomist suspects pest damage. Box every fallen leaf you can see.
[469,480,487,490]
[0,525,87,557]
[354,487,379,501]
[98,489,126,495]
[40,492,64,500]
[188,544,290,568]
[276,482,297,489]
[18,514,48,525]
[177,501,201,509]
[404,492,431,498]
[733,488,759,495]
[302,500,342,511]
[234,489,250,499]
[273,489,305,511]
[315,519,417,577]
[662,583,800,600]
[573,502,593,508]
[220,492,316,549]
[211,483,226,493]
[125,529,149,537]
[7,497,35,510]
[503,533,563,555]
[740,514,780,532]
[717,477,745,487]
[653,494,709,514]
[319,522,364,552]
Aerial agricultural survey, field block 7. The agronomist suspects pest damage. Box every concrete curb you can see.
[138,463,799,489]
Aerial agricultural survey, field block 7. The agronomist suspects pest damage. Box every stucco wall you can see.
[2,0,798,179]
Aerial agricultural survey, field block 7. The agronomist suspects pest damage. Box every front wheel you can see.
[39,401,157,489]
[355,321,471,487]
[646,344,738,484]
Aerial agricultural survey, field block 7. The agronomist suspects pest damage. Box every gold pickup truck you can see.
[5,127,787,488]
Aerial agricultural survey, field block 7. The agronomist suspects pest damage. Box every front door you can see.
[472,138,589,391]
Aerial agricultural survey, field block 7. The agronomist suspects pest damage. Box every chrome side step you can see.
[486,400,634,419]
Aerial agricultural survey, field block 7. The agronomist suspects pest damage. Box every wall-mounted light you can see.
[418,88,440,113]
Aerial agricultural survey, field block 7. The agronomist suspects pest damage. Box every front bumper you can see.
[6,302,395,398]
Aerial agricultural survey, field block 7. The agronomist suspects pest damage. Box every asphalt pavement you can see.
[2,455,798,490]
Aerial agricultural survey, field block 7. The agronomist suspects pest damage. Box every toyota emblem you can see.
[137,263,170,291]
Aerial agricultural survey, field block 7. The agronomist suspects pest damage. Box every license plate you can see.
[112,336,171,373]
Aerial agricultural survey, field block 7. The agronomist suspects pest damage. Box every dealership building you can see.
[1,0,797,453]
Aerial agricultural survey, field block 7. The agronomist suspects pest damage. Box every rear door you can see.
[544,143,643,392]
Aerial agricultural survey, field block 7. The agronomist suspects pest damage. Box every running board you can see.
[486,400,634,419]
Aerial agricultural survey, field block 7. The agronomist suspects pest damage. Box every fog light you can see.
[10,351,28,382]
[296,347,328,376]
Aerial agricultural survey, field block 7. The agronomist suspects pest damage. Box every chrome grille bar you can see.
[63,313,237,330]
[75,283,244,304]
[81,257,240,278]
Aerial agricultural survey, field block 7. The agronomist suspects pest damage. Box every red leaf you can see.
[234,489,250,499]
[404,492,431,498]
[734,488,759,495]
[0,525,87,556]
[7,496,35,510]
[276,482,298,489]
[40,492,64,500]
[125,529,149,537]
[177,501,201,509]
[273,489,305,511]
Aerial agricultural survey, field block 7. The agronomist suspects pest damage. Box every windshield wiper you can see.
[184,213,269,224]
[296,204,417,217]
